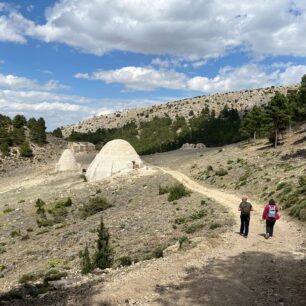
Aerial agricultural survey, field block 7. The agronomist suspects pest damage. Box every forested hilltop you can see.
[67,76,306,154]
[62,83,298,138]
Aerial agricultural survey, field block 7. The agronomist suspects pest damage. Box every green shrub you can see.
[19,141,33,158]
[21,234,30,241]
[118,256,132,266]
[175,216,187,225]
[48,258,65,269]
[200,199,207,206]
[207,165,213,171]
[152,247,163,258]
[276,182,287,191]
[19,272,41,284]
[80,174,87,182]
[210,222,221,230]
[184,222,204,234]
[167,183,191,202]
[178,236,191,249]
[54,198,72,208]
[158,185,169,195]
[3,208,13,214]
[10,230,21,238]
[35,199,46,215]
[239,170,251,182]
[215,169,228,176]
[79,246,93,275]
[43,269,67,284]
[36,218,55,227]
[79,197,113,219]
[190,209,207,220]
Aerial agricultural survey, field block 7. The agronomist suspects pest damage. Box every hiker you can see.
[262,199,280,239]
[238,196,253,238]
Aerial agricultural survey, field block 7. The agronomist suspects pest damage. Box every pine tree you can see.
[298,74,306,118]
[52,128,63,138]
[93,218,113,270]
[29,117,47,145]
[80,245,93,274]
[12,115,27,129]
[240,106,264,143]
[265,93,291,148]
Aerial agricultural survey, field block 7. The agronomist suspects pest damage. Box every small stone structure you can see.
[86,139,144,181]
[68,142,95,154]
[181,143,206,149]
[55,149,81,172]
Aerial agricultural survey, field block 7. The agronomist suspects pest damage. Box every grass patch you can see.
[159,183,191,202]
[79,196,113,219]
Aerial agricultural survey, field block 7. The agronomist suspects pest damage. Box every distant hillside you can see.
[62,84,298,137]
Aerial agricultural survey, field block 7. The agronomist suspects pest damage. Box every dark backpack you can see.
[241,202,251,215]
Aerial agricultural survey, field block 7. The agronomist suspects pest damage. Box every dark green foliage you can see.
[11,128,26,145]
[184,222,204,234]
[79,197,113,219]
[215,169,228,176]
[52,127,63,138]
[35,199,46,215]
[28,117,47,145]
[264,93,291,147]
[152,247,164,258]
[178,236,191,249]
[118,256,132,266]
[210,222,222,230]
[0,143,10,156]
[19,141,33,157]
[80,245,93,274]
[0,114,12,128]
[12,115,27,129]
[159,183,191,202]
[54,197,72,208]
[18,272,41,284]
[93,218,113,270]
[175,216,187,225]
[240,106,265,142]
[3,208,14,214]
[43,269,67,284]
[10,230,21,238]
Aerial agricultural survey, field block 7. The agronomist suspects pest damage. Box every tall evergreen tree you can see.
[80,245,93,275]
[52,127,63,138]
[12,115,27,129]
[29,117,47,145]
[240,106,264,142]
[93,218,113,270]
[298,74,306,118]
[265,93,291,148]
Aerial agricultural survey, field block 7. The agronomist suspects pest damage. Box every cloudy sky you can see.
[0,0,306,130]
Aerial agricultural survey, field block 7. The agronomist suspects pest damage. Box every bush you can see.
[175,216,187,225]
[184,222,204,234]
[3,208,13,214]
[79,246,93,274]
[54,198,72,208]
[178,236,191,249]
[158,185,169,195]
[43,269,67,284]
[19,142,33,158]
[19,272,41,284]
[118,256,132,266]
[210,222,222,230]
[215,169,228,176]
[167,183,191,202]
[79,197,113,219]
[190,209,207,220]
[0,143,10,156]
[152,247,164,258]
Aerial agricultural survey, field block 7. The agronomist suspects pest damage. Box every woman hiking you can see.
[262,199,280,239]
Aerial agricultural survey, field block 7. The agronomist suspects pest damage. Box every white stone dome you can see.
[55,149,81,172]
[86,139,142,181]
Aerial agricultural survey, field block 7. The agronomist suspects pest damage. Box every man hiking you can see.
[238,196,253,238]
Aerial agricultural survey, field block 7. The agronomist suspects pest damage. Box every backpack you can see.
[241,202,251,215]
[268,205,276,219]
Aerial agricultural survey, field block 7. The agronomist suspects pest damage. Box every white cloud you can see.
[75,66,187,91]
[28,0,306,59]
[1,0,306,60]
[0,73,68,91]
[77,63,306,93]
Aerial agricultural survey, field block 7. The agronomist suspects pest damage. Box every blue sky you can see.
[0,0,306,130]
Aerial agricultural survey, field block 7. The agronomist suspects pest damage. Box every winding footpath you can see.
[91,168,306,306]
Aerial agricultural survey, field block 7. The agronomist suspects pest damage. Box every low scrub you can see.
[159,183,191,202]
[79,197,113,219]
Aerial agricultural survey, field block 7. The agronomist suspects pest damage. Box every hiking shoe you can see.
[265,233,270,239]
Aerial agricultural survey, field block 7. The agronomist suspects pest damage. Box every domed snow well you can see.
[86,139,143,181]
[55,149,81,172]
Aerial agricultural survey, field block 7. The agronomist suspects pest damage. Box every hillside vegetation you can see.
[67,76,306,154]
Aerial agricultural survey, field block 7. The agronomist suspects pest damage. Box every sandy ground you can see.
[89,167,306,306]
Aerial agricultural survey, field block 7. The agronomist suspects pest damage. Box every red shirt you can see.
[262,204,280,221]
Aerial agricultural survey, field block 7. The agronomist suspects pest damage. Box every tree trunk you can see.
[274,128,278,148]
[253,131,257,144]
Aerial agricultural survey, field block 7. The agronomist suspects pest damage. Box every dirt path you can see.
[89,167,306,306]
